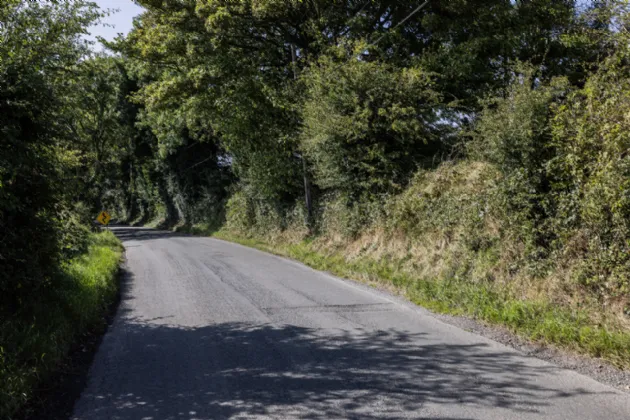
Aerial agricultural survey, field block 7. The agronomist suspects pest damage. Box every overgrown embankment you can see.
[0,231,122,419]
[185,52,630,368]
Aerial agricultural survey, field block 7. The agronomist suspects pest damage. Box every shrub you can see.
[472,70,569,272]
[0,231,122,418]
[225,189,257,235]
[472,52,630,303]
[549,51,630,298]
[301,46,447,199]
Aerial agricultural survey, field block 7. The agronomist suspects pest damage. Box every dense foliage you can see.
[115,0,614,233]
[1,0,101,315]
[0,2,125,416]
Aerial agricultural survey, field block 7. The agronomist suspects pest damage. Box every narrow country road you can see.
[72,227,630,420]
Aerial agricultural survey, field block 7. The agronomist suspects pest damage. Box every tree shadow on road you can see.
[74,312,599,419]
[68,227,617,419]
[108,226,191,243]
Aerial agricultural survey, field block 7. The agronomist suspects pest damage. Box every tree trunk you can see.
[292,43,313,230]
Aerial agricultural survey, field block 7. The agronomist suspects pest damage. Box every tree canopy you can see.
[2,0,630,363]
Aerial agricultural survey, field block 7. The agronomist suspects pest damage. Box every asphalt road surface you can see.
[72,227,630,420]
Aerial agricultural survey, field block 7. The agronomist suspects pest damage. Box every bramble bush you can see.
[471,46,630,304]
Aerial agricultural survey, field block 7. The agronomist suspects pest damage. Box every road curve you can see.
[72,227,630,420]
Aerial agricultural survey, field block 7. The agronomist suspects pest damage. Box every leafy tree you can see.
[121,0,306,205]
[112,0,607,235]
[301,46,445,199]
[0,0,101,313]
[61,57,130,210]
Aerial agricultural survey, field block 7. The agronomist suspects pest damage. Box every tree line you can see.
[2,0,630,347]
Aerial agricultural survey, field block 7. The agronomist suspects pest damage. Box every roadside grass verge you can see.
[0,231,123,419]
[211,230,630,369]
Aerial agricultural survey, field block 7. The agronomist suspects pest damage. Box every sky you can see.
[86,0,144,49]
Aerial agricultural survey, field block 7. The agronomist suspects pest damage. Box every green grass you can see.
[0,231,123,419]
[212,230,630,369]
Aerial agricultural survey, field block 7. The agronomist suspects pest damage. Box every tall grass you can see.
[0,231,122,418]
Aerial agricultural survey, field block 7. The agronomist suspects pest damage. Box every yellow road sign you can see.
[96,210,111,226]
